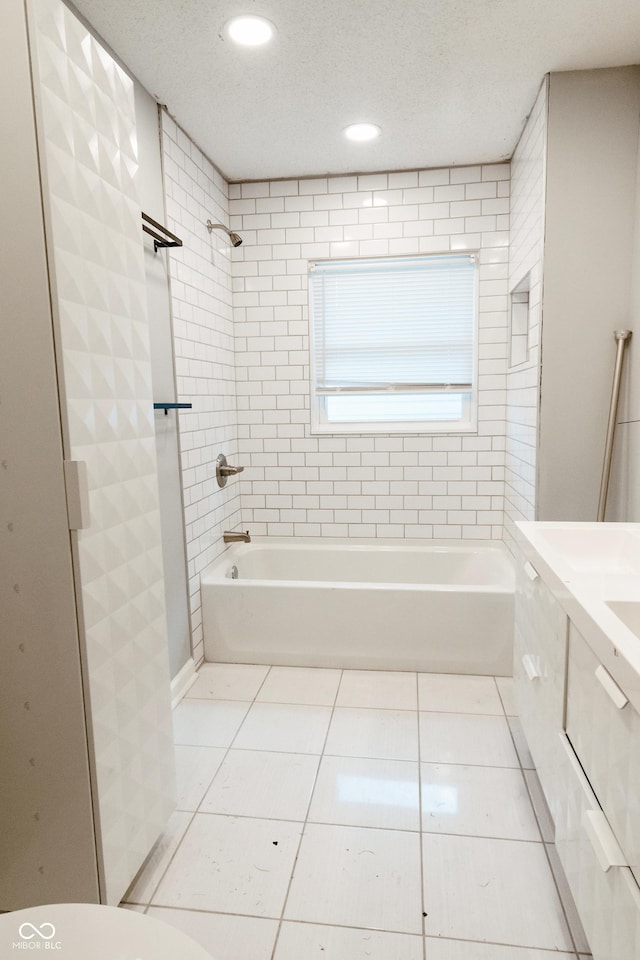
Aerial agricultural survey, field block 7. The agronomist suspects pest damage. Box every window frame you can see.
[308,252,480,436]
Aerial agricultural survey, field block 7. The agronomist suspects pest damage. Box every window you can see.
[309,253,478,434]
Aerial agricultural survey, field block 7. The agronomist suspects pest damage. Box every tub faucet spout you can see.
[223,530,251,543]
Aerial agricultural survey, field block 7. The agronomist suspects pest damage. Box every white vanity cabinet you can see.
[564,622,640,888]
[554,731,640,960]
[554,622,640,959]
[513,558,567,824]
[514,523,640,960]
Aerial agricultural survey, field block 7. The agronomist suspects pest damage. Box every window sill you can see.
[310,418,478,436]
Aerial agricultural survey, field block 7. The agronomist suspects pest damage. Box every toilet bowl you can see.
[0,902,215,959]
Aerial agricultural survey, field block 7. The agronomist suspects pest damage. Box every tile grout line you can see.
[185,691,508,716]
[164,805,561,844]
[267,668,345,960]
[190,664,276,819]
[415,672,428,960]
[140,899,586,956]
[172,740,522,771]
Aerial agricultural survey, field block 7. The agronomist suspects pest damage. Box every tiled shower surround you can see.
[504,80,547,548]
[161,111,240,663]
[162,119,514,655]
[231,167,511,541]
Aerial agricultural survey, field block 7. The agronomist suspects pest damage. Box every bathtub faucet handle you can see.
[216,453,245,488]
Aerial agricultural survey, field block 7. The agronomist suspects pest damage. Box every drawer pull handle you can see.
[582,809,627,872]
[595,664,628,710]
[522,653,541,681]
[523,561,539,581]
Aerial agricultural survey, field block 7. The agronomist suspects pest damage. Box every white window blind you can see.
[309,254,477,433]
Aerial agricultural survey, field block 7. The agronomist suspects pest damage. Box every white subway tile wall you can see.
[231,165,510,541]
[161,111,240,665]
[505,79,548,549]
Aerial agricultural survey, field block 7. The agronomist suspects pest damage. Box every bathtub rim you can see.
[201,535,515,592]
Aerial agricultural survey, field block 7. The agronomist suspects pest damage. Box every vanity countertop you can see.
[516,521,640,712]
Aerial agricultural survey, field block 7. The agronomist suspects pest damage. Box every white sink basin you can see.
[606,600,640,640]
[524,525,640,576]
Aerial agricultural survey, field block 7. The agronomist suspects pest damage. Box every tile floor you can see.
[122,664,593,960]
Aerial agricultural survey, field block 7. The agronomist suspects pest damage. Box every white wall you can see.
[504,79,548,549]
[231,166,510,541]
[0,0,99,909]
[539,67,640,521]
[161,112,240,666]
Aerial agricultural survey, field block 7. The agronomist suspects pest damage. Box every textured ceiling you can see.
[70,0,640,182]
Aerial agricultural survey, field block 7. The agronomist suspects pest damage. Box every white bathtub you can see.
[201,538,515,676]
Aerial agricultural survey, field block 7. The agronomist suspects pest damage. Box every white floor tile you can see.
[173,699,251,748]
[425,939,576,959]
[200,749,319,820]
[122,811,192,905]
[496,675,517,716]
[418,673,503,715]
[308,755,420,831]
[233,702,332,753]
[275,921,424,959]
[174,745,227,811]
[284,822,423,934]
[419,712,519,767]
[336,670,418,710]
[422,833,573,950]
[420,763,540,840]
[151,813,302,916]
[325,707,418,761]
[186,662,270,701]
[186,663,270,702]
[158,663,589,960]
[146,907,278,960]
[256,666,342,705]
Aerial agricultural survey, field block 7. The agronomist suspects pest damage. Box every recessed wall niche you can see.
[509,272,531,367]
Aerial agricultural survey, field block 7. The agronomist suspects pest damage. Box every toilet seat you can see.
[0,902,215,959]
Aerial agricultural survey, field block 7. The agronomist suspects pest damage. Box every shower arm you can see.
[206,220,230,235]
[205,220,243,246]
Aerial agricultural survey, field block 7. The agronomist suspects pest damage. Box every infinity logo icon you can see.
[17,923,56,941]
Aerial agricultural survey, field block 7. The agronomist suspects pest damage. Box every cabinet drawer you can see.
[513,561,567,822]
[516,558,566,646]
[555,733,640,960]
[566,623,640,886]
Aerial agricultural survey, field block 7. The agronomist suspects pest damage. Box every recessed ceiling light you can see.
[343,123,382,142]
[225,15,276,47]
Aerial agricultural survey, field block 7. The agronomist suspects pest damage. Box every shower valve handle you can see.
[216,453,244,487]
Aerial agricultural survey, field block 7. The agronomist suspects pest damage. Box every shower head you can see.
[206,220,243,246]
